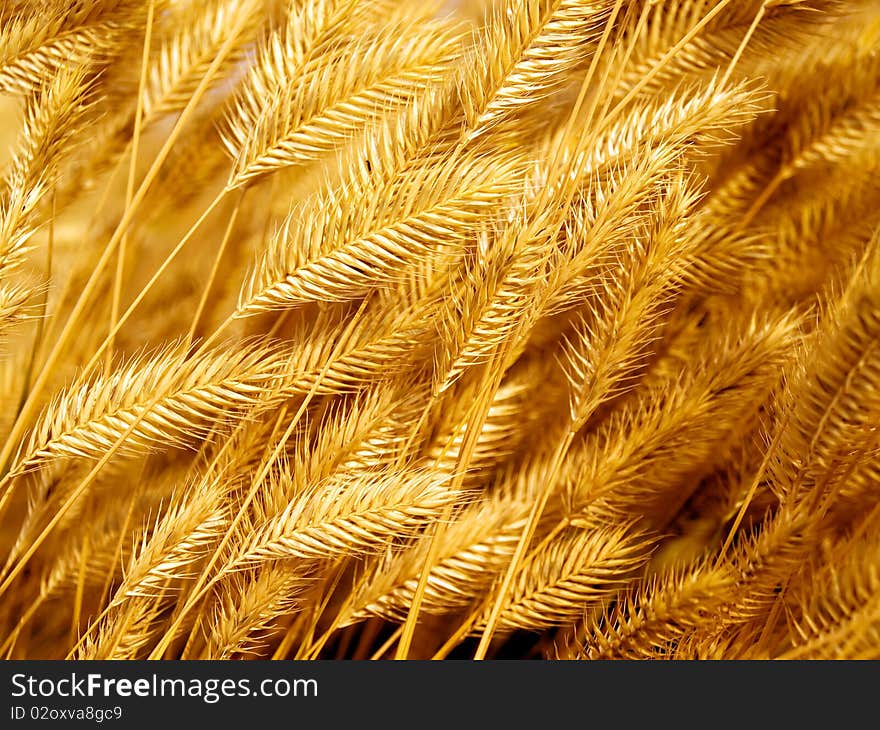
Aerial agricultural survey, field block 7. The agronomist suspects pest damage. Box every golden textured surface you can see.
[0,0,878,659]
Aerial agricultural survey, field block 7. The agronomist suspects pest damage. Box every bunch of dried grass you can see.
[0,0,878,660]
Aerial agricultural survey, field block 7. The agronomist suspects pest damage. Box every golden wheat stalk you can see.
[0,0,877,662]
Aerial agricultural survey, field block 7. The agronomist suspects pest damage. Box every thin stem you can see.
[720,2,766,88]
[602,0,735,132]
[371,626,403,660]
[432,614,477,660]
[106,0,156,374]
[15,193,54,422]
[184,189,245,350]
[474,430,574,659]
[80,190,228,377]
[69,531,91,645]
[396,347,510,659]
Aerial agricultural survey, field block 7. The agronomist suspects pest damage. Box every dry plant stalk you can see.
[0,0,878,660]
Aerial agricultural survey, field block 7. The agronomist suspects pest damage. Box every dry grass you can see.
[0,0,878,660]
